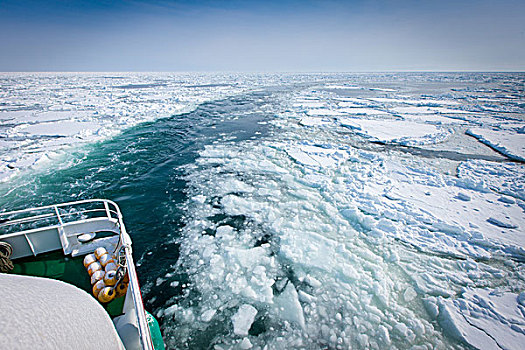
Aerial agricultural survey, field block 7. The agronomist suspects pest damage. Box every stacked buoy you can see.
[83,247,129,303]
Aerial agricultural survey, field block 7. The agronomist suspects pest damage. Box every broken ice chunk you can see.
[274,283,306,330]
[239,337,252,349]
[232,304,258,336]
[201,309,217,323]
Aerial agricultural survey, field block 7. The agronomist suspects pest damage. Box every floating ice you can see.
[391,106,474,115]
[339,107,389,115]
[298,117,333,127]
[169,74,525,348]
[368,97,460,106]
[15,121,103,137]
[339,118,451,145]
[232,304,258,336]
[305,109,342,116]
[437,289,525,350]
[399,113,466,125]
[467,127,525,161]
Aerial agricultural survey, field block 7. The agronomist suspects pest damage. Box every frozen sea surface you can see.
[1,72,524,349]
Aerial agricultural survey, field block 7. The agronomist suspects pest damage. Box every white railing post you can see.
[104,201,112,220]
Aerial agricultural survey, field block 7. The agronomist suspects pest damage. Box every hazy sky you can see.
[1,0,524,72]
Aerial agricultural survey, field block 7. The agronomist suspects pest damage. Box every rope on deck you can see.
[0,242,13,273]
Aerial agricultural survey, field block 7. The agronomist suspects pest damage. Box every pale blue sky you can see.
[1,0,524,71]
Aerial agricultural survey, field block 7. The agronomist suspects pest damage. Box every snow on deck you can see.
[0,274,124,350]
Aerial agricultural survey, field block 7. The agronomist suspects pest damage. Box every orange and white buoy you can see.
[103,270,117,286]
[87,262,102,276]
[94,247,107,260]
[104,262,117,273]
[83,254,97,268]
[98,253,115,268]
[90,270,105,285]
[98,286,116,303]
[115,282,128,297]
[92,279,106,298]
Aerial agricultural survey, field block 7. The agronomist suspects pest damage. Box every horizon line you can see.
[1,70,524,74]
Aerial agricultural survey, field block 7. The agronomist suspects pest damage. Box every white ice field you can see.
[1,73,525,349]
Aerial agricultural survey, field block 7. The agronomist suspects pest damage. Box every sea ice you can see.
[339,107,389,115]
[232,304,258,336]
[305,109,342,116]
[391,106,474,115]
[298,117,333,127]
[467,127,525,161]
[15,121,103,137]
[368,97,460,106]
[438,289,525,350]
[339,118,451,145]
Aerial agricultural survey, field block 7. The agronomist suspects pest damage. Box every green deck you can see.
[10,249,165,349]
[11,250,125,317]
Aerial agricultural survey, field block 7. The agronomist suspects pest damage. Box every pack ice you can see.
[167,74,525,349]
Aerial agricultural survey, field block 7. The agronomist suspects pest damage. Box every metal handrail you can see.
[0,200,120,231]
[0,199,119,219]
[0,208,118,229]
[0,199,154,350]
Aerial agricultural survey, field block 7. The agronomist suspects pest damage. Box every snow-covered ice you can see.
[436,289,525,350]
[391,106,474,115]
[339,118,451,145]
[467,127,525,161]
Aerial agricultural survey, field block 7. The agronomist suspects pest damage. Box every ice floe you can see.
[467,127,525,161]
[391,106,475,115]
[435,289,525,350]
[339,118,452,145]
